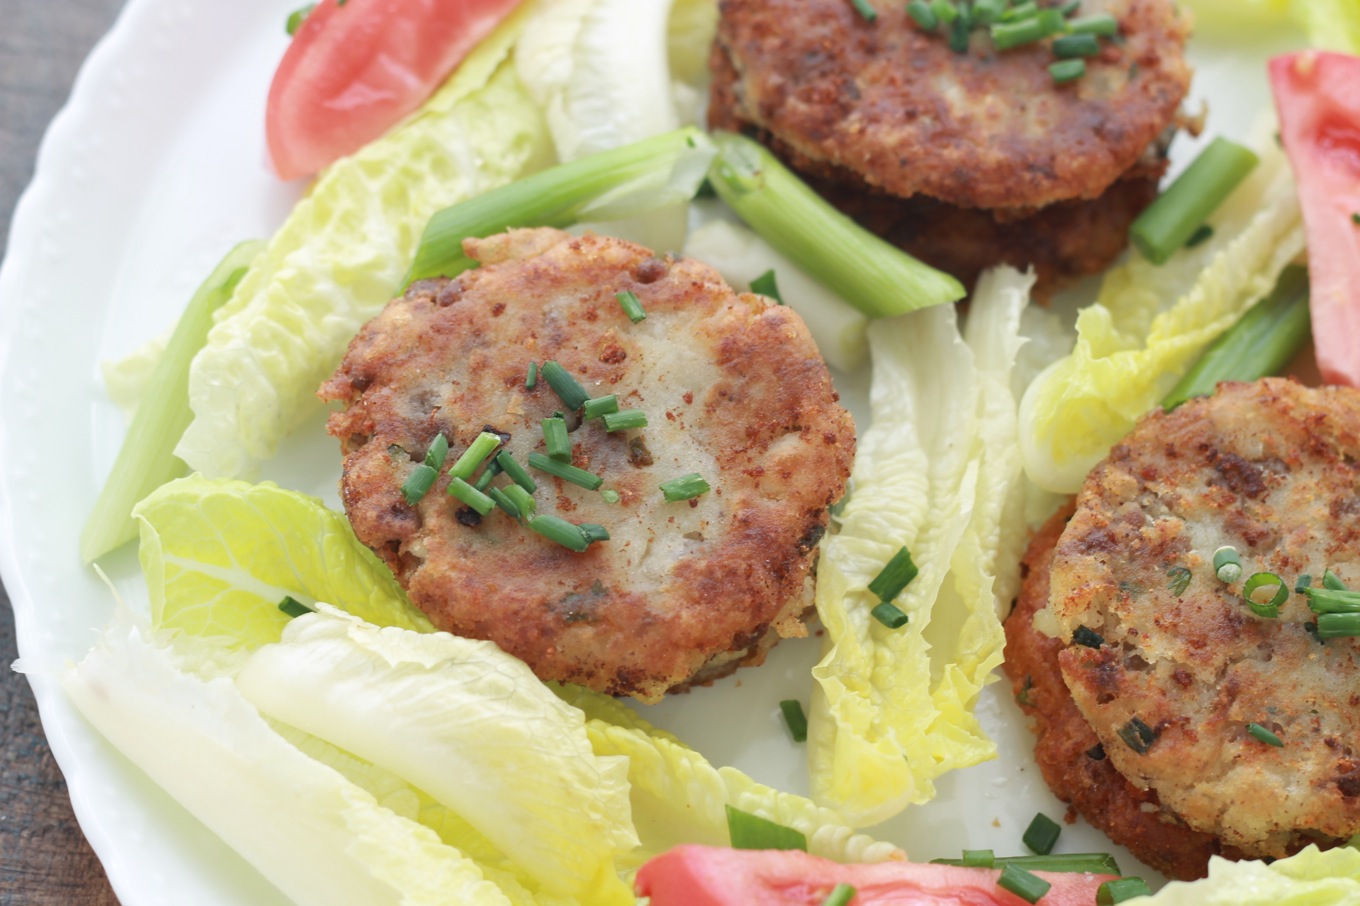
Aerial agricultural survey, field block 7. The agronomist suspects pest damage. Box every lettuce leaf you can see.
[1183,0,1359,52]
[805,267,1034,825]
[174,10,556,478]
[1018,135,1305,494]
[134,474,432,648]
[1138,846,1360,904]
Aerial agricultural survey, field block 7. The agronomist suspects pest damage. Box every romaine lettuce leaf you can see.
[174,9,556,478]
[803,267,1034,825]
[1018,135,1305,494]
[134,474,431,648]
[1138,846,1360,904]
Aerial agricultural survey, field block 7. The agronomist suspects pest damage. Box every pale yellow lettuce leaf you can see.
[1018,137,1305,494]
[175,8,556,478]
[1139,846,1360,905]
[1184,0,1358,52]
[134,475,432,648]
[803,267,1033,825]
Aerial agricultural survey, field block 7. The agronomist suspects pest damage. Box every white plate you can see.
[0,1,1303,901]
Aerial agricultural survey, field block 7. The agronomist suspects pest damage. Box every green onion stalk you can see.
[405,127,717,285]
[1130,136,1260,265]
[81,240,265,563]
[706,131,965,317]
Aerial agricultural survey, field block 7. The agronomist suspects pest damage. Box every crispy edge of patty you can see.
[708,39,1164,294]
[712,0,1192,210]
[1004,503,1247,881]
[320,228,855,702]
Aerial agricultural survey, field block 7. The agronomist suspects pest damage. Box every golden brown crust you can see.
[1004,504,1243,881]
[319,228,855,702]
[711,0,1192,210]
[1048,378,1360,859]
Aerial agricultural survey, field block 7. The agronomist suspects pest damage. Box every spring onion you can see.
[578,523,611,545]
[1167,566,1193,595]
[527,452,604,491]
[495,452,536,493]
[1068,13,1119,36]
[486,487,520,520]
[81,240,263,563]
[616,290,647,323]
[1052,33,1100,58]
[850,0,878,21]
[449,432,503,481]
[1049,59,1087,83]
[503,484,536,520]
[779,699,808,742]
[542,416,572,462]
[1097,878,1152,905]
[1324,568,1349,590]
[933,853,1122,875]
[277,596,312,618]
[962,850,995,868]
[659,472,710,502]
[867,546,919,602]
[1117,717,1156,754]
[1022,813,1062,855]
[285,4,314,36]
[601,409,648,432]
[472,458,502,492]
[1243,571,1287,618]
[972,0,1007,26]
[1163,265,1311,410]
[447,477,495,516]
[871,601,909,629]
[932,0,960,24]
[1000,2,1037,21]
[1130,137,1260,265]
[1306,586,1360,613]
[707,132,963,317]
[821,884,856,906]
[1213,545,1242,583]
[1246,722,1284,747]
[540,360,590,411]
[525,361,538,390]
[583,395,620,419]
[405,127,716,284]
[725,805,808,851]
[997,864,1051,904]
[907,0,939,29]
[600,488,621,504]
[1295,573,1313,594]
[1317,613,1360,638]
[528,514,590,552]
[991,17,1048,49]
[423,433,449,469]
[401,464,439,506]
[749,269,784,304]
[1072,625,1104,648]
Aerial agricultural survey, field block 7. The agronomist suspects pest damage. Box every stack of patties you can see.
[708,0,1193,291]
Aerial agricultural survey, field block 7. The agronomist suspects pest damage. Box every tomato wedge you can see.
[267,0,524,181]
[635,845,1117,906]
[1269,51,1360,388]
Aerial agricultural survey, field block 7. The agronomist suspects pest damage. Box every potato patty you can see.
[319,228,855,703]
[1043,379,1360,860]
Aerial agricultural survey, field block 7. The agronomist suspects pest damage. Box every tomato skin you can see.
[635,845,1117,906]
[267,0,524,181]
[1269,51,1360,389]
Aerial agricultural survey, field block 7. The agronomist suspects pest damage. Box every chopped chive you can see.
[1213,545,1242,583]
[1295,573,1313,594]
[1324,568,1349,590]
[540,360,591,411]
[285,4,315,36]
[850,0,878,21]
[1097,877,1151,905]
[486,486,520,520]
[991,17,1048,49]
[750,269,784,304]
[583,395,621,419]
[1184,224,1214,248]
[542,416,573,462]
[528,514,591,552]
[1072,625,1104,648]
[948,13,971,51]
[1058,0,1081,15]
[907,0,939,29]
[1352,212,1360,225]
[1052,32,1100,58]
[1000,1,1037,21]
[579,523,611,545]
[1162,266,1311,410]
[1023,813,1062,855]
[660,472,710,502]
[495,451,537,493]
[401,464,439,506]
[1246,722,1284,747]
[961,849,995,868]
[600,488,621,504]
[473,457,503,492]
[1117,717,1157,754]
[1317,613,1360,638]
[1035,8,1067,33]
[932,0,960,24]
[1243,571,1287,618]
[997,864,1051,904]
[1167,566,1192,595]
[527,452,604,490]
[602,408,649,432]
[525,361,538,390]
[502,484,537,520]
[450,431,503,480]
[424,433,449,469]
[448,477,495,515]
[1131,137,1259,265]
[871,601,909,629]
[821,884,856,906]
[1049,58,1087,83]
[779,699,809,742]
[616,290,647,323]
[1302,587,1360,614]
[867,546,919,602]
[726,805,808,851]
[278,596,312,618]
[933,853,1122,875]
[972,0,1007,25]
[1068,13,1119,36]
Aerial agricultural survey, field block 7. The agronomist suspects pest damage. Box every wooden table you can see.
[1,0,128,901]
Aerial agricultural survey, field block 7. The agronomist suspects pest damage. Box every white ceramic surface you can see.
[0,1,1302,901]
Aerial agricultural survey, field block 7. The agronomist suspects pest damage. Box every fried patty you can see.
[1020,379,1360,867]
[319,228,855,703]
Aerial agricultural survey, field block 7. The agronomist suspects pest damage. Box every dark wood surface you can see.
[1,0,128,902]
